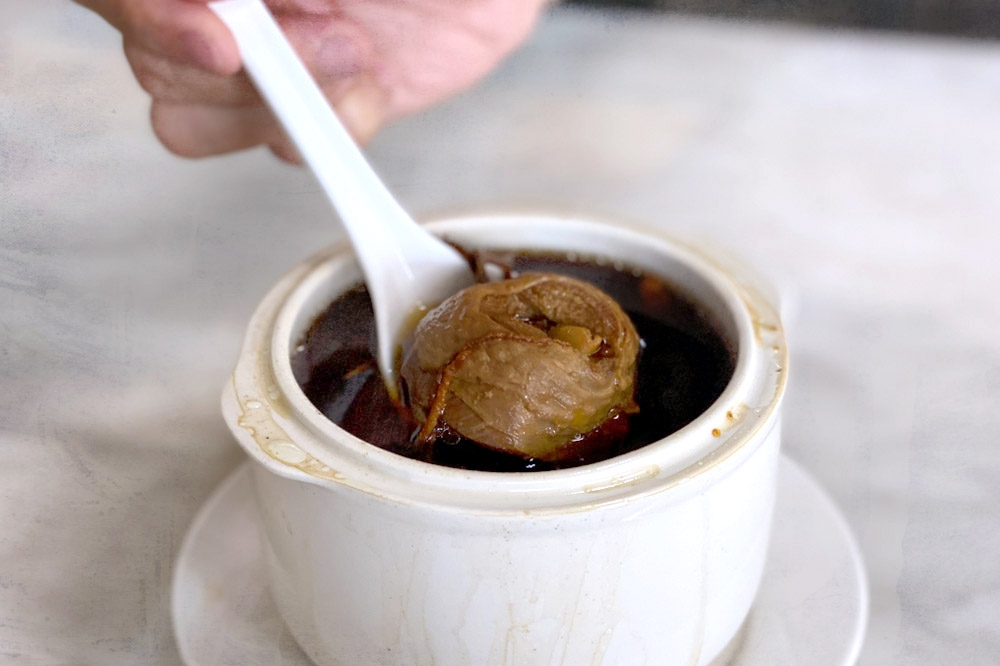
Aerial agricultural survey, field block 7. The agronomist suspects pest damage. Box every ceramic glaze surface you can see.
[222,215,787,665]
[247,432,779,666]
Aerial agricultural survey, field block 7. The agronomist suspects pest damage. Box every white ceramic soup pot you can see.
[222,213,787,666]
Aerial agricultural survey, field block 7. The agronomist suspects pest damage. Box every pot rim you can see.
[226,213,787,514]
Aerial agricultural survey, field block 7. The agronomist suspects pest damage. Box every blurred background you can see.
[567,0,1000,38]
[3,2,999,665]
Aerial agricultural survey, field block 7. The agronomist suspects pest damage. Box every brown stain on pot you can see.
[582,465,661,494]
[231,352,345,483]
[255,348,292,420]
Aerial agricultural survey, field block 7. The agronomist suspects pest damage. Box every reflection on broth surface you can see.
[291,252,735,472]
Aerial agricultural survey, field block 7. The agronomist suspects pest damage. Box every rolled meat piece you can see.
[399,272,640,461]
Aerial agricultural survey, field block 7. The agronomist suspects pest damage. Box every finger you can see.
[125,42,261,107]
[268,13,370,80]
[268,140,303,165]
[124,17,367,107]
[122,0,241,75]
[150,102,283,158]
[150,77,386,159]
[333,80,387,145]
[165,0,337,14]
[263,0,337,16]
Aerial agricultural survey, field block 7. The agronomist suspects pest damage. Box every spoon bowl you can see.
[209,0,473,392]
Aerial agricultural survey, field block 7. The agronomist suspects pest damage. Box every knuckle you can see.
[138,72,171,100]
[123,45,170,100]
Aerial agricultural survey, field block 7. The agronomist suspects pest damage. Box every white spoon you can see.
[209,0,472,393]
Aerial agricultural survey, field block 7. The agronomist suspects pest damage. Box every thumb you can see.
[267,79,387,166]
[334,80,387,146]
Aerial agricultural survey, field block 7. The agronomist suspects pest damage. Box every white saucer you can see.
[172,456,868,666]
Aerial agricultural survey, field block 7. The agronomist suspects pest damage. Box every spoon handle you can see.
[210,0,434,257]
[209,0,470,388]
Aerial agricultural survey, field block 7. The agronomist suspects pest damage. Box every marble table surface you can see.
[3,1,999,664]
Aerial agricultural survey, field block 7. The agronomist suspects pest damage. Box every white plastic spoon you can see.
[209,0,472,393]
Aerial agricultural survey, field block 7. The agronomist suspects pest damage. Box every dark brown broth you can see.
[291,253,735,472]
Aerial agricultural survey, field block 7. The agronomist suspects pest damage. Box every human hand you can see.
[76,0,548,161]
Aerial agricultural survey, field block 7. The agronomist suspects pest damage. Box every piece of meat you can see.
[399,272,640,461]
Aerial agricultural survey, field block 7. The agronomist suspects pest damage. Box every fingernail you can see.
[316,35,364,78]
[335,83,385,144]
